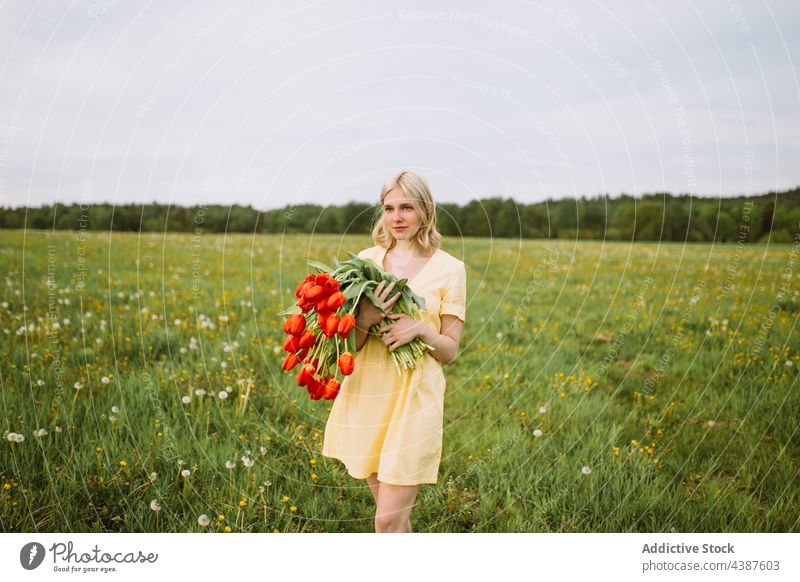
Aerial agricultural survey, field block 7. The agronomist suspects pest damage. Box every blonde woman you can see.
[322,170,468,533]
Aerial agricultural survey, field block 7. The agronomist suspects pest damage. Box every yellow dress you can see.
[321,245,467,486]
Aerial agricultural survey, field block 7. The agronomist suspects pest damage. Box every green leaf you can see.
[306,259,333,273]
[276,305,302,316]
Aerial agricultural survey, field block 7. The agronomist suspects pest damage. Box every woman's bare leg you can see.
[365,473,380,504]
[374,482,419,533]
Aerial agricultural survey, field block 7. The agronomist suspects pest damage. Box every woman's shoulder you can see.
[357,246,382,260]
[436,247,466,271]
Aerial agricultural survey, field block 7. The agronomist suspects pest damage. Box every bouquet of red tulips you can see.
[279,253,433,401]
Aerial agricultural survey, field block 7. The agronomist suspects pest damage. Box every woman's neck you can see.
[390,239,422,256]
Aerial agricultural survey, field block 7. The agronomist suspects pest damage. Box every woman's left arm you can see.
[377,314,464,365]
[417,315,464,365]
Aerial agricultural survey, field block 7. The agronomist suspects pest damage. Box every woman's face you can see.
[382,188,422,243]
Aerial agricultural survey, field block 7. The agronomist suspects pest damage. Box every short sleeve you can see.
[440,261,467,322]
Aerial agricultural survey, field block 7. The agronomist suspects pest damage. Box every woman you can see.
[321,170,468,533]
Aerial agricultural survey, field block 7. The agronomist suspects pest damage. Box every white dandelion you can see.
[34,429,48,438]
[181,469,191,478]
[150,499,160,511]
[533,429,543,438]
[181,395,191,404]
[197,514,210,526]
[225,460,235,470]
[101,376,111,384]
[218,391,228,400]
[111,406,119,413]
[538,406,547,414]
[149,472,158,483]
[74,381,83,390]
[581,466,592,476]
[241,456,254,468]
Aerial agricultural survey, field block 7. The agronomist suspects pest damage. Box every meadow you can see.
[1,228,798,532]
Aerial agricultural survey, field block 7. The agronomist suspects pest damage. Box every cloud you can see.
[1,0,798,210]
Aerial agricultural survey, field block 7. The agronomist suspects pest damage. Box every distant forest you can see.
[3,187,799,243]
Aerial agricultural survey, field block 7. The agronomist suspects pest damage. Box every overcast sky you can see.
[1,0,798,211]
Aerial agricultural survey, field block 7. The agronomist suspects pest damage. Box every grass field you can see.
[1,229,798,532]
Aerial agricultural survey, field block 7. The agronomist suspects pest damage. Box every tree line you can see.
[2,187,798,243]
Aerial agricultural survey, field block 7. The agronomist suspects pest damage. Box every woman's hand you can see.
[356,280,402,329]
[377,313,425,351]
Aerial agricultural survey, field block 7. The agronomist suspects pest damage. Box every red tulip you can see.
[315,273,331,286]
[323,278,340,293]
[295,279,314,298]
[296,297,313,313]
[307,376,325,400]
[297,363,315,387]
[326,291,345,311]
[315,297,330,313]
[338,352,355,376]
[283,334,300,353]
[323,314,340,338]
[305,285,325,300]
[283,314,306,336]
[337,313,356,338]
[322,378,340,400]
[282,353,300,371]
[298,329,316,349]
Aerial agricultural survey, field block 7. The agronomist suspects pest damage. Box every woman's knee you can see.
[374,510,408,533]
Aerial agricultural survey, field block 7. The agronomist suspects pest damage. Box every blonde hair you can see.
[371,170,442,255]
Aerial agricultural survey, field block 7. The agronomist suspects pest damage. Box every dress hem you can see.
[322,452,438,486]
